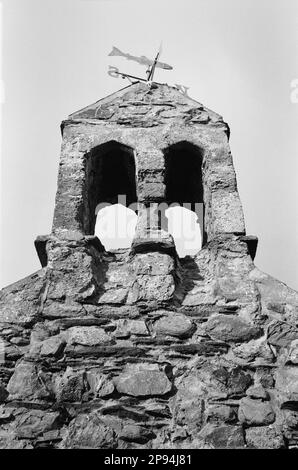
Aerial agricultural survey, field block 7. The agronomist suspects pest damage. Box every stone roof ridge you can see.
[67,82,225,126]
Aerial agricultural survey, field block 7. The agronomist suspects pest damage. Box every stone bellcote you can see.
[51,82,246,252]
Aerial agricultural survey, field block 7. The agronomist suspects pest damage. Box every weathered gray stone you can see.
[245,426,285,449]
[86,370,115,397]
[232,337,274,363]
[205,314,262,343]
[172,397,205,433]
[211,366,252,398]
[275,366,298,401]
[206,405,237,423]
[0,270,45,326]
[115,370,172,397]
[132,253,175,276]
[40,335,66,357]
[267,320,298,348]
[15,410,60,439]
[0,384,8,403]
[287,339,298,364]
[119,424,153,443]
[238,397,275,426]
[246,385,269,400]
[55,367,85,402]
[0,405,13,423]
[67,326,111,346]
[153,313,195,338]
[198,424,245,449]
[42,301,85,318]
[168,340,229,356]
[7,362,52,400]
[60,412,117,448]
[114,319,148,338]
[135,274,175,302]
[98,288,129,304]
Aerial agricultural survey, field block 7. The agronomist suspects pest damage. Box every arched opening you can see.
[164,141,205,254]
[95,204,137,250]
[84,141,137,237]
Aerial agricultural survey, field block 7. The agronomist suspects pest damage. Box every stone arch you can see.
[84,141,137,235]
[163,141,206,246]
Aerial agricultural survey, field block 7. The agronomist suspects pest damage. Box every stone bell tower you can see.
[0,82,298,449]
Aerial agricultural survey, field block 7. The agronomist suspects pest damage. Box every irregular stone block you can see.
[115,370,172,397]
[119,424,154,443]
[198,424,245,449]
[212,191,245,235]
[135,274,175,302]
[232,337,274,363]
[55,367,85,402]
[211,366,252,398]
[0,270,45,326]
[275,367,298,401]
[246,385,269,401]
[0,384,8,403]
[0,405,13,423]
[67,326,111,346]
[238,397,275,425]
[245,426,285,449]
[42,302,86,318]
[267,320,298,348]
[169,341,229,356]
[132,253,175,276]
[205,314,262,343]
[40,335,66,357]
[206,405,237,423]
[153,313,195,338]
[65,343,143,358]
[15,410,60,439]
[173,397,204,433]
[114,319,148,338]
[7,362,52,401]
[287,339,298,364]
[86,370,115,397]
[98,288,128,304]
[60,412,117,449]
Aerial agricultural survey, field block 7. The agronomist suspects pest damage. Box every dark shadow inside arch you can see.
[164,141,206,247]
[84,141,137,234]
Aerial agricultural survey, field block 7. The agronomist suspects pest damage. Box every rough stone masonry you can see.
[0,82,298,449]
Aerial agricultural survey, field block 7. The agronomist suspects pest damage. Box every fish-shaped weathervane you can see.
[108,43,173,83]
[109,46,173,71]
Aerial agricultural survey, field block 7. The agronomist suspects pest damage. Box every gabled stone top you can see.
[67,82,225,128]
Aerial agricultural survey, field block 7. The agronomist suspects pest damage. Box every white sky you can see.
[1,0,298,289]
